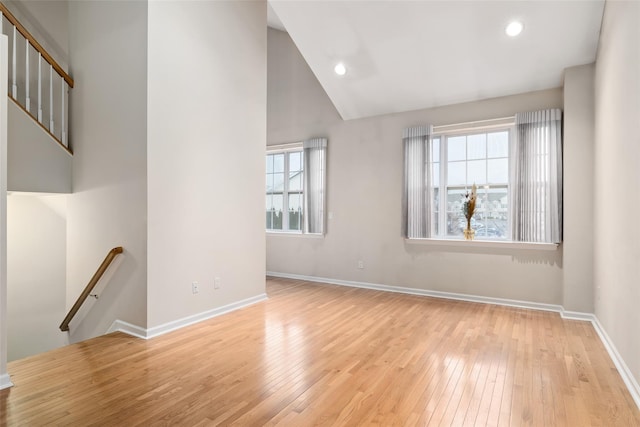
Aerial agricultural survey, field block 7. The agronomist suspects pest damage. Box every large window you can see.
[432,129,510,239]
[266,150,304,232]
[404,109,562,244]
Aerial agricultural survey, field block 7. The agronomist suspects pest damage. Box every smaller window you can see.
[266,149,304,232]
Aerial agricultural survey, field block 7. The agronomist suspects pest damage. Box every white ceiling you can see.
[268,1,605,120]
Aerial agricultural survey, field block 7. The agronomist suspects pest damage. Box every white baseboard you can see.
[591,316,640,409]
[107,320,148,339]
[267,271,570,315]
[267,271,640,411]
[0,373,13,390]
[107,293,268,340]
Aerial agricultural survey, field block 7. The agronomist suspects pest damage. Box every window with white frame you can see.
[403,109,563,244]
[431,129,510,239]
[266,149,304,232]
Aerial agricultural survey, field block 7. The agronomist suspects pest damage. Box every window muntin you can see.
[432,129,510,240]
[266,150,304,232]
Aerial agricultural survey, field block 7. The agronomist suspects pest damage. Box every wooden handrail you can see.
[0,2,74,88]
[59,247,123,332]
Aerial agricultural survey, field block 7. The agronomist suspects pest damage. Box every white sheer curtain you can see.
[511,109,563,243]
[303,138,327,234]
[402,125,433,238]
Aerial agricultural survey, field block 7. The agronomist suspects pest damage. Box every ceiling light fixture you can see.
[334,62,347,76]
[505,21,524,37]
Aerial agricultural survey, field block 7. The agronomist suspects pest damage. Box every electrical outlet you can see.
[214,277,221,289]
[357,260,364,269]
[192,281,199,294]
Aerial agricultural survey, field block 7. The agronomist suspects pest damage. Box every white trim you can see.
[405,238,559,251]
[107,320,148,339]
[267,231,323,238]
[266,271,640,411]
[433,116,515,135]
[559,310,595,322]
[267,271,566,313]
[0,373,12,390]
[107,293,268,340]
[591,316,640,409]
[267,142,303,152]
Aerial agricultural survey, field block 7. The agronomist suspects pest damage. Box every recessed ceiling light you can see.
[334,62,347,76]
[505,21,524,37]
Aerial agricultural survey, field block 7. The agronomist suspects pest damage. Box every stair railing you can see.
[0,3,73,153]
[59,247,123,332]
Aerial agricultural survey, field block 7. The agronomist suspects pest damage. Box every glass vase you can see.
[463,227,475,241]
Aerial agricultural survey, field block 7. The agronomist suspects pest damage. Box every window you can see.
[432,129,510,240]
[403,109,562,244]
[266,150,304,232]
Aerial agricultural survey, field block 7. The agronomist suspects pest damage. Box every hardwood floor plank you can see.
[1,277,639,426]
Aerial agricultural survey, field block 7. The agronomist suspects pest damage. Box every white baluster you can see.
[61,77,66,147]
[49,64,54,133]
[38,53,42,123]
[12,26,17,98]
[1,11,4,34]
[25,40,30,111]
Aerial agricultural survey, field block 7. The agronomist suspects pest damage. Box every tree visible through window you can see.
[266,150,304,231]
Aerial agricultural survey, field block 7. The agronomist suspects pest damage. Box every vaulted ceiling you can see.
[268,1,605,120]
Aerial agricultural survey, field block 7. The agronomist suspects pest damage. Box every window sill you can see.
[405,238,559,251]
[267,231,324,238]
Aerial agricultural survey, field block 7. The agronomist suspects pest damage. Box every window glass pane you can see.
[448,136,466,161]
[433,187,440,235]
[488,131,509,158]
[266,194,283,230]
[289,172,302,191]
[266,155,274,173]
[273,154,284,173]
[467,160,487,184]
[488,158,508,183]
[272,194,283,211]
[289,152,302,172]
[446,188,467,237]
[473,186,508,239]
[266,174,274,192]
[272,173,285,192]
[447,161,466,185]
[288,193,302,231]
[432,163,440,187]
[288,193,302,211]
[467,134,486,160]
[266,209,273,229]
[432,138,440,163]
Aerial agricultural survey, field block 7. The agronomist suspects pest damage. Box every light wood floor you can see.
[1,278,639,426]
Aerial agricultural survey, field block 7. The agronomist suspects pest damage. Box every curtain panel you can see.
[303,138,327,234]
[402,125,433,238]
[511,109,563,243]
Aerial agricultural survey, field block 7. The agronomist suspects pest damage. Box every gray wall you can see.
[0,34,9,387]
[562,64,595,313]
[146,1,267,327]
[594,0,640,392]
[7,194,68,361]
[4,0,69,70]
[3,1,71,193]
[66,0,148,340]
[266,28,565,305]
[7,99,71,193]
